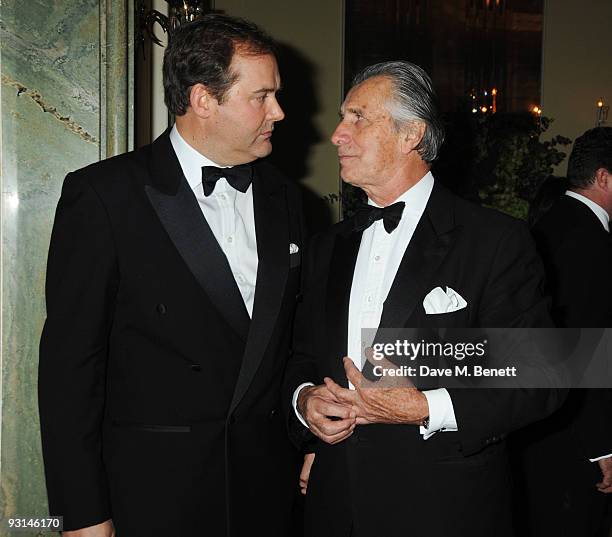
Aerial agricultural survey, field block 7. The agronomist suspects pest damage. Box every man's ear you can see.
[400,121,426,154]
[594,168,612,191]
[188,83,216,119]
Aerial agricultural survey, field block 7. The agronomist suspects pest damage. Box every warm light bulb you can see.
[472,108,478,113]
[492,88,497,96]
[481,106,488,113]
[597,100,604,108]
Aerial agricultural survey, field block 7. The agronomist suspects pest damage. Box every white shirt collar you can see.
[368,171,435,217]
[565,190,610,232]
[169,123,229,191]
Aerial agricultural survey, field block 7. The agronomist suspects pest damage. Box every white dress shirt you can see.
[294,172,458,439]
[170,124,258,317]
[565,190,610,232]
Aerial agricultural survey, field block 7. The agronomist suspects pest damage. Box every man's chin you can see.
[254,140,273,158]
[339,169,356,185]
[236,144,272,164]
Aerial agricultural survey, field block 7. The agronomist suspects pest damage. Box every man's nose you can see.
[268,96,285,122]
[331,123,349,146]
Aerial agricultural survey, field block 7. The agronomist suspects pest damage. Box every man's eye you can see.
[258,95,268,102]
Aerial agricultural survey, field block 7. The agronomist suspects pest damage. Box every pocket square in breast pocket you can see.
[289,243,301,268]
[423,286,467,314]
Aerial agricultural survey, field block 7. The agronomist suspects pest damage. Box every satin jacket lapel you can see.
[144,130,250,340]
[326,224,362,387]
[378,183,460,331]
[229,169,289,413]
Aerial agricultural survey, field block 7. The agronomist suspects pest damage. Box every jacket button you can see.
[191,364,201,372]
[269,408,277,418]
[156,303,167,314]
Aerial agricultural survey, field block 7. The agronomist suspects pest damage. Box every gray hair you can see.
[352,61,445,163]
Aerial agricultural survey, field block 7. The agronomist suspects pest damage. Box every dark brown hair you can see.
[163,14,276,115]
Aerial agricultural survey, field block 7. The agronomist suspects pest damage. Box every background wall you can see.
[0,1,131,534]
[214,0,345,224]
[541,0,612,175]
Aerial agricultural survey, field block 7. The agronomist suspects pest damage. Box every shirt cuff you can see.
[419,388,458,440]
[589,452,612,462]
[292,382,315,429]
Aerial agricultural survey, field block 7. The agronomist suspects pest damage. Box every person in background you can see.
[513,127,612,537]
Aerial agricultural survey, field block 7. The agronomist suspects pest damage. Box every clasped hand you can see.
[297,356,429,445]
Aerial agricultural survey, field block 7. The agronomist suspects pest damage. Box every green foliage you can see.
[322,185,364,219]
[474,114,571,219]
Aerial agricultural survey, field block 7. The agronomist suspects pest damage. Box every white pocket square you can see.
[289,243,299,254]
[423,286,467,314]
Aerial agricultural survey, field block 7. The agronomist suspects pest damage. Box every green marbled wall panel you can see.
[1,1,100,534]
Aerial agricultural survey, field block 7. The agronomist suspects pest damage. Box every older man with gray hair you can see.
[283,61,563,537]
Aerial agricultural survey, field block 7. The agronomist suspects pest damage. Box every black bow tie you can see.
[202,164,253,197]
[353,201,406,234]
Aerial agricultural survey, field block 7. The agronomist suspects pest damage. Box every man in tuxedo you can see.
[513,127,612,536]
[39,15,304,537]
[284,61,564,537]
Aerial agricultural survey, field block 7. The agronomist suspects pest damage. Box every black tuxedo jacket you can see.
[38,130,305,536]
[284,182,564,537]
[531,194,612,459]
[534,194,612,329]
[511,195,612,537]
